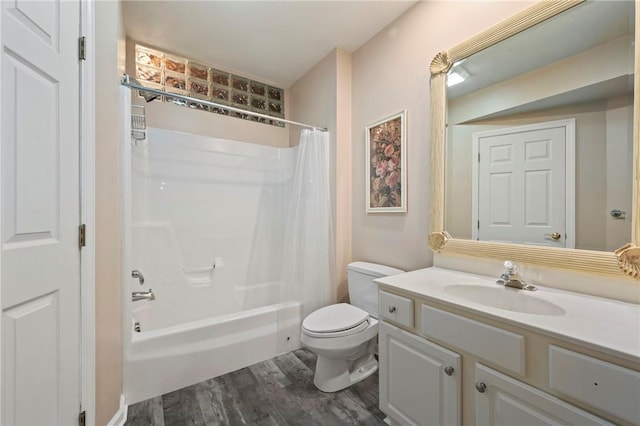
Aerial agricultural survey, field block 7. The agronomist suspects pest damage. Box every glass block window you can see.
[135,44,285,127]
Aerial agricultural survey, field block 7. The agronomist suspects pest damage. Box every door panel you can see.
[3,294,60,424]
[476,124,567,247]
[475,364,610,425]
[379,321,461,426]
[3,49,59,247]
[1,0,81,424]
[524,170,551,226]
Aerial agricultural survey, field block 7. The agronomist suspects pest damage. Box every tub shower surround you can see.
[125,128,302,402]
[131,128,296,327]
[126,302,301,404]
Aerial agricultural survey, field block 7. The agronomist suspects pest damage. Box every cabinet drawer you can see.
[548,345,640,424]
[379,291,414,328]
[421,305,525,376]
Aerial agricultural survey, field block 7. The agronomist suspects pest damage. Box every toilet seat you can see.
[302,303,370,338]
[303,319,370,338]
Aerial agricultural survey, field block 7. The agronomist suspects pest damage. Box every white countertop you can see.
[375,267,640,364]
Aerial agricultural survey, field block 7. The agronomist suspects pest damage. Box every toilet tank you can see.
[347,262,404,317]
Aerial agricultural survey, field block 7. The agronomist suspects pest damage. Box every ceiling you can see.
[123,1,417,88]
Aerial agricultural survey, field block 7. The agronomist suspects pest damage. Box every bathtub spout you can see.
[132,289,155,302]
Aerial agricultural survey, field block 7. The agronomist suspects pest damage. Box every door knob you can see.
[544,232,561,241]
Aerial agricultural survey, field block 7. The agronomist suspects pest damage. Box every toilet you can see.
[301,261,404,392]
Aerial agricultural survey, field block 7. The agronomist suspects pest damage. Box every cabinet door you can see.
[475,364,612,425]
[379,321,461,426]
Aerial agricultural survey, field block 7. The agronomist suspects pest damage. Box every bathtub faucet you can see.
[132,289,155,302]
[132,270,145,286]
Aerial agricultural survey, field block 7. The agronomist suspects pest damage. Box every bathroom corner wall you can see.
[350,1,535,272]
[95,1,125,424]
[289,48,353,303]
[336,50,353,303]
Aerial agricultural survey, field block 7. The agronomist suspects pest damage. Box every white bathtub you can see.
[124,301,302,404]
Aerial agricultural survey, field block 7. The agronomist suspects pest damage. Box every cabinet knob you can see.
[475,382,487,393]
[388,306,396,313]
[444,366,454,376]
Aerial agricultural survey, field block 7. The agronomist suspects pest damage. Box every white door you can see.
[379,321,461,426]
[475,364,610,425]
[1,1,81,424]
[473,120,574,247]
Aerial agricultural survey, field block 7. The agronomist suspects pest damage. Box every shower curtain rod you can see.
[120,74,328,132]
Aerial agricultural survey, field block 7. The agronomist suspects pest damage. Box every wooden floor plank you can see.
[126,349,386,426]
[292,348,316,371]
[124,396,165,426]
[249,359,292,389]
[162,385,208,426]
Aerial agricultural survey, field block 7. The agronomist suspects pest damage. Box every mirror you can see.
[445,1,634,252]
[428,0,640,279]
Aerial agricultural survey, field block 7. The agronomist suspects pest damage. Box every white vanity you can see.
[375,267,640,426]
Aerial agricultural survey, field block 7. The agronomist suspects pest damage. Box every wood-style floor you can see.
[125,348,387,426]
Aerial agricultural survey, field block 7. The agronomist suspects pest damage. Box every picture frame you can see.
[365,110,407,213]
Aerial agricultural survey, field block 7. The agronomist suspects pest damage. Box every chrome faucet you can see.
[496,261,537,291]
[132,270,145,286]
[132,289,155,302]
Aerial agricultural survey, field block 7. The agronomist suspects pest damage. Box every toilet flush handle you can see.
[388,306,396,313]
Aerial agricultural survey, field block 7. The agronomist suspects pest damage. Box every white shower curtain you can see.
[281,129,335,317]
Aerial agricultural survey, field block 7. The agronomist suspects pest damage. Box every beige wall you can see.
[351,1,535,272]
[126,39,291,148]
[606,104,635,251]
[335,50,353,302]
[289,49,353,302]
[95,1,125,424]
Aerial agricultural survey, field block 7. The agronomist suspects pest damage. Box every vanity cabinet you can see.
[474,364,613,425]
[379,321,461,426]
[376,272,640,426]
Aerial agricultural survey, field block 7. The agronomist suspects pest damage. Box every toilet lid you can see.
[302,303,369,334]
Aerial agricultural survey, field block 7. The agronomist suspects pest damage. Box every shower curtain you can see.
[281,129,335,317]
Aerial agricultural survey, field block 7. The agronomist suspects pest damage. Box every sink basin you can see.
[444,284,566,316]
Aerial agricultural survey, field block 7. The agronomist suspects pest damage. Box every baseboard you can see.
[106,395,127,426]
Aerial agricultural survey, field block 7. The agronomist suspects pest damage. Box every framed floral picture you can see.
[366,111,407,213]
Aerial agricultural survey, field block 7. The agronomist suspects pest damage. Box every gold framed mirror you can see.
[428,0,640,279]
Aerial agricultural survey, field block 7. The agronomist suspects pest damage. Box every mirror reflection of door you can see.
[472,120,575,248]
[444,1,634,252]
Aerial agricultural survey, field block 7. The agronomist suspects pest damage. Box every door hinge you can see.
[79,410,86,426]
[79,224,86,248]
[79,36,86,61]
[477,220,480,229]
[478,153,480,162]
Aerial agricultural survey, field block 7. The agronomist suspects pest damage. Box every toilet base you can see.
[313,352,378,393]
